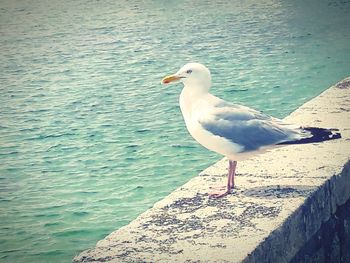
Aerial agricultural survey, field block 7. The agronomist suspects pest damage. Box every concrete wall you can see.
[290,197,350,263]
[73,77,350,263]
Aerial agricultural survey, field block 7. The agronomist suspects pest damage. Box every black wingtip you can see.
[303,127,342,142]
[278,127,341,145]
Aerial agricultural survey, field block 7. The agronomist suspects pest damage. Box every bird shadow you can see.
[240,185,316,199]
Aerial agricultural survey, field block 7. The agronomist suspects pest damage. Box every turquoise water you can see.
[0,0,349,262]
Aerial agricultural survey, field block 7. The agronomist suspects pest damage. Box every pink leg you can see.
[209,160,237,198]
[229,160,237,189]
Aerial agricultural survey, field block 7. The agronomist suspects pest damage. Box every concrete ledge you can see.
[74,78,350,263]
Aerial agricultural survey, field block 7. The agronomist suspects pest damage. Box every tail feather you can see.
[278,127,341,145]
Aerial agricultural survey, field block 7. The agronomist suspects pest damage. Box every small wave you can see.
[136,128,151,133]
[171,144,196,149]
[26,133,76,141]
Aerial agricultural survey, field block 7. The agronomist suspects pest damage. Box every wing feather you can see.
[199,102,309,152]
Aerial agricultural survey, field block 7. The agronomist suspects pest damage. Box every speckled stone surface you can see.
[73,78,350,263]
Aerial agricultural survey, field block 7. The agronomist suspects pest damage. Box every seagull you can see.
[162,63,341,198]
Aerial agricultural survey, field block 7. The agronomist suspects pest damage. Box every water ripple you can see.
[0,0,349,262]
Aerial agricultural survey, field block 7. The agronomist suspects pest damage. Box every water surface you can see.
[0,0,349,262]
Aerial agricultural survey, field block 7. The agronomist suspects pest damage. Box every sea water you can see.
[0,0,349,262]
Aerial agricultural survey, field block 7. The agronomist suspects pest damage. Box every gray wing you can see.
[199,102,307,152]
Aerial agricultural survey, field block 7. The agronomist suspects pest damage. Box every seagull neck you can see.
[182,84,209,99]
[180,86,208,124]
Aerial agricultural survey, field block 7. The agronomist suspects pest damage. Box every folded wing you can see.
[199,102,310,152]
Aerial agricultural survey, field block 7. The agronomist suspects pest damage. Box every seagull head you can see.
[162,63,212,92]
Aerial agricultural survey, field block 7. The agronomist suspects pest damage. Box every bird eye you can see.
[186,69,192,74]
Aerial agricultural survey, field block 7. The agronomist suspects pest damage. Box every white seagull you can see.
[162,63,341,198]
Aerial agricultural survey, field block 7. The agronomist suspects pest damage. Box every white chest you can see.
[179,89,201,136]
[179,90,243,158]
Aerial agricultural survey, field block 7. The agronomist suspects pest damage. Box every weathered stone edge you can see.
[242,160,350,263]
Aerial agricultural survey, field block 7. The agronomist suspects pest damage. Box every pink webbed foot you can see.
[209,189,232,198]
[208,160,237,198]
[209,185,234,198]
[209,185,227,191]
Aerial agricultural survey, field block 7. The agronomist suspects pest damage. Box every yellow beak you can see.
[162,74,180,84]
